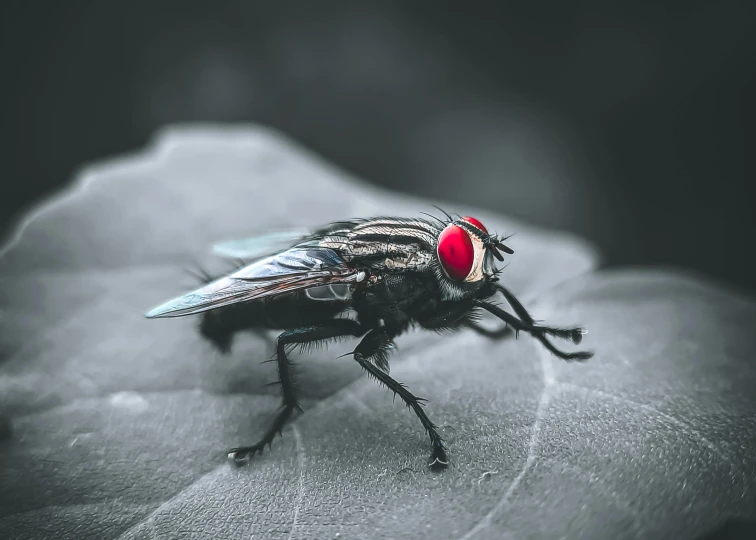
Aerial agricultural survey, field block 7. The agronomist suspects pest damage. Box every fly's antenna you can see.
[486,234,514,258]
[491,232,515,257]
[452,219,514,260]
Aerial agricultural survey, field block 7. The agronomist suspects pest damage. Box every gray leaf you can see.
[1,125,752,540]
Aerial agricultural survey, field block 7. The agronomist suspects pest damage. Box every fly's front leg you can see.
[418,302,514,340]
[416,300,476,333]
[494,283,587,345]
[352,328,449,470]
[463,320,513,339]
[229,318,364,463]
[475,300,593,361]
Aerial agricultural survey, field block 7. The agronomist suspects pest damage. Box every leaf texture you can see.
[1,125,752,540]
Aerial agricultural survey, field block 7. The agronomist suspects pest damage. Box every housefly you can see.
[146,213,593,469]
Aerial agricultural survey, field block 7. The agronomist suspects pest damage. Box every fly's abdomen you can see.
[199,300,267,353]
[198,291,350,353]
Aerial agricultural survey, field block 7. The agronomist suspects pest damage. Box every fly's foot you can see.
[570,327,587,345]
[428,443,449,471]
[539,325,586,345]
[227,443,266,465]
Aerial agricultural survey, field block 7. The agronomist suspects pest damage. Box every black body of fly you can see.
[145,213,593,470]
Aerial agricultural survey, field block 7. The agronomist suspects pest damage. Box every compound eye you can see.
[437,224,474,281]
[461,216,488,234]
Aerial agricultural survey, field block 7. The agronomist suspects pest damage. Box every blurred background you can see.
[1,0,753,291]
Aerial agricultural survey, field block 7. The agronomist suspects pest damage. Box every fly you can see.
[145,213,593,470]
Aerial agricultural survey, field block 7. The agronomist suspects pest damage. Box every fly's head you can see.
[433,216,514,301]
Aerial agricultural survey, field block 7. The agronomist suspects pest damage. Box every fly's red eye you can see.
[437,225,474,280]
[461,216,487,234]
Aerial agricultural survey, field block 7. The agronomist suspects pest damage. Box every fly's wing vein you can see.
[145,246,355,318]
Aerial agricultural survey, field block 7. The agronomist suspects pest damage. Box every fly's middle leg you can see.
[352,328,449,471]
[229,318,364,463]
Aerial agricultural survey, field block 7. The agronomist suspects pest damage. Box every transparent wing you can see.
[145,246,359,318]
[305,283,352,301]
[212,228,311,260]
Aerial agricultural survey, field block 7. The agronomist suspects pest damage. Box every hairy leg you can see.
[416,300,513,340]
[475,300,593,361]
[492,283,584,341]
[352,328,449,470]
[462,320,514,339]
[229,318,364,463]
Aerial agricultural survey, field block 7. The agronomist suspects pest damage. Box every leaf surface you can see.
[1,126,752,540]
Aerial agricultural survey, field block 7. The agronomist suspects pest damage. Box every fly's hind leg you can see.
[229,319,364,464]
[352,328,449,471]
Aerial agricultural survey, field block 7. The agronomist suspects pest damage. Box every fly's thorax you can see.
[313,215,502,302]
[382,250,433,270]
[318,217,440,273]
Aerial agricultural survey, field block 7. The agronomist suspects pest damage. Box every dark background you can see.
[1,0,753,291]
